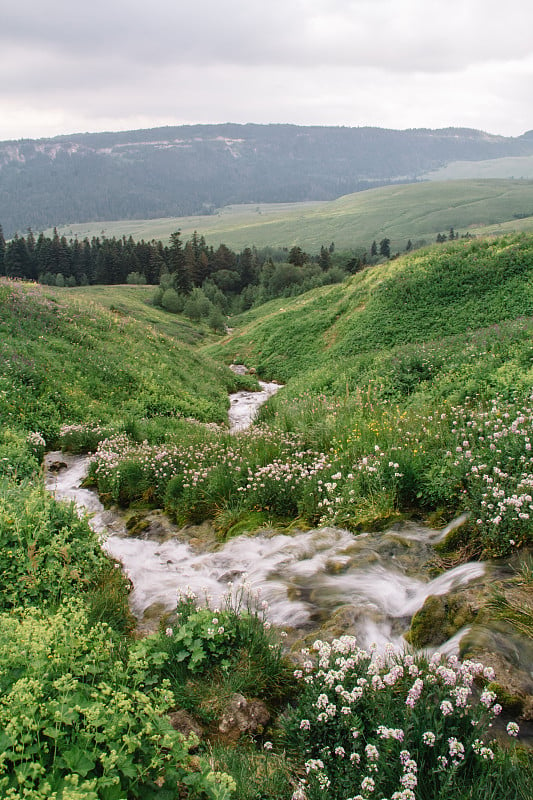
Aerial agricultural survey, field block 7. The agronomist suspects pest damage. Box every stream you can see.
[45,381,487,652]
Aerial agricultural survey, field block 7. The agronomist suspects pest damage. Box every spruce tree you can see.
[0,225,5,276]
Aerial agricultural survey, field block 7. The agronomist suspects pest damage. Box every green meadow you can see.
[1,232,533,798]
[49,179,533,252]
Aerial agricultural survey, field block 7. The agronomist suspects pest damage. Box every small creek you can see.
[45,382,487,652]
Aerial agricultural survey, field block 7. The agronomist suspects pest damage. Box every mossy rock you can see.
[125,512,150,536]
[486,681,525,716]
[405,592,478,648]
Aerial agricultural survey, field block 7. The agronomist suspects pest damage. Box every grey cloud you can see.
[4,0,533,73]
[1,0,532,139]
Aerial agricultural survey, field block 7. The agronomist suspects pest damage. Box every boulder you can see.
[168,708,205,740]
[218,693,270,743]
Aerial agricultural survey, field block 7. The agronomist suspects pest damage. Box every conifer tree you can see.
[0,224,5,276]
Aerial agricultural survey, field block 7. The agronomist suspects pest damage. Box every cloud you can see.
[1,0,532,138]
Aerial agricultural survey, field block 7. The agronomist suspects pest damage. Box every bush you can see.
[161,287,184,313]
[0,478,109,610]
[143,589,294,725]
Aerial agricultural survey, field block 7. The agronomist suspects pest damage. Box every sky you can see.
[2,0,533,141]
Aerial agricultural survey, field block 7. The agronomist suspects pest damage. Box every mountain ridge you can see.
[3,123,533,237]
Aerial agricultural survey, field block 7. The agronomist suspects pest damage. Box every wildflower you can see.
[263,741,273,750]
[506,722,520,737]
[365,744,379,762]
[305,759,324,773]
[299,719,311,730]
[448,737,465,762]
[480,689,497,707]
[406,678,424,707]
[291,787,307,800]
[440,700,453,716]
[361,776,375,793]
[165,627,173,637]
[400,773,417,789]
[422,731,436,747]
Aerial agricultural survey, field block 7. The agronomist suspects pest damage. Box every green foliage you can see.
[209,744,293,800]
[0,601,235,800]
[0,478,109,610]
[140,590,294,732]
[0,281,246,439]
[0,428,43,481]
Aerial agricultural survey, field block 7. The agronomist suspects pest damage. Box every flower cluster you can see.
[284,638,522,800]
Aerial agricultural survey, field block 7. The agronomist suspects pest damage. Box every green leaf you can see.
[61,746,96,777]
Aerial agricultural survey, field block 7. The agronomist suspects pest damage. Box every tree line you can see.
[0,224,433,328]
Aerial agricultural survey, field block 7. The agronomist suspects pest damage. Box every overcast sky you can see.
[2,0,533,141]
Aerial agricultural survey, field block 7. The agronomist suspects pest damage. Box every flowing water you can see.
[45,382,487,650]
[228,381,281,431]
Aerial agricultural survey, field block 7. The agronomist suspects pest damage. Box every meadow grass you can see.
[48,179,533,252]
[0,280,251,441]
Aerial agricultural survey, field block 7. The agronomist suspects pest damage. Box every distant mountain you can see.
[2,123,533,237]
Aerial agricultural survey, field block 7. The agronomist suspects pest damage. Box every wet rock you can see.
[48,460,68,472]
[219,569,245,583]
[460,625,533,718]
[168,709,204,740]
[405,588,482,648]
[218,693,270,743]
[125,513,150,536]
[136,602,170,636]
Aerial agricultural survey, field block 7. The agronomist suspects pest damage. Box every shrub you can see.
[143,589,295,724]
[0,478,109,610]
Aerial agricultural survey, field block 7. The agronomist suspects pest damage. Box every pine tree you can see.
[318,245,331,271]
[4,234,32,279]
[379,238,391,259]
[169,231,192,294]
[0,225,5,276]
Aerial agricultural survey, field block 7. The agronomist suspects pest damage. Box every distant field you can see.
[48,179,533,252]
[423,155,533,181]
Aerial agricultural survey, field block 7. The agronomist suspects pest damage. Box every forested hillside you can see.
[2,123,533,235]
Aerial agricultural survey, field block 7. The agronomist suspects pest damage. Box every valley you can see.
[1,231,532,799]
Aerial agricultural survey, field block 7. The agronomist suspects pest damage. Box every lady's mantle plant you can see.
[0,600,235,800]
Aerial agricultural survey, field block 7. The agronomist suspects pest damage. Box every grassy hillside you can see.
[62,284,213,345]
[1,243,532,798]
[0,280,251,441]
[424,155,533,181]
[49,179,533,251]
[209,233,533,392]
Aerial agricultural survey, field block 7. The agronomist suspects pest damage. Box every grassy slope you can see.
[64,284,211,345]
[208,233,533,396]
[423,154,533,181]
[0,281,249,439]
[48,179,533,252]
